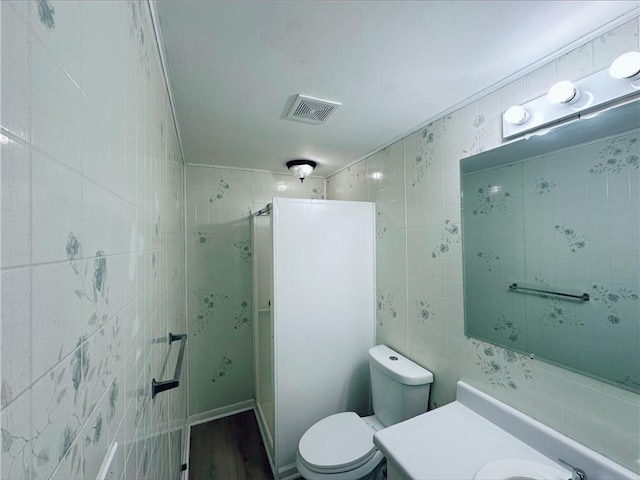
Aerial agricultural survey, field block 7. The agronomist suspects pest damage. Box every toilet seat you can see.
[297,412,381,475]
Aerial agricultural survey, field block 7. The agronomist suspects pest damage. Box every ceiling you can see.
[155,1,637,177]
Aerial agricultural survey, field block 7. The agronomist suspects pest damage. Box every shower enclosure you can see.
[252,197,376,479]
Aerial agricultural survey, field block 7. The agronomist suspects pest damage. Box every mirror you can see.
[461,100,640,393]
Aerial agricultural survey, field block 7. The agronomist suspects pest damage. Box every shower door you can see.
[252,213,275,460]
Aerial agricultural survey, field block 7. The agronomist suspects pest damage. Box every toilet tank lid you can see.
[369,345,434,386]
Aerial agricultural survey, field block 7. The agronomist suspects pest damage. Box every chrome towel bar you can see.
[151,332,187,399]
[509,283,589,301]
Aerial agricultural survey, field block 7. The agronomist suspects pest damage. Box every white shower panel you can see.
[272,198,376,476]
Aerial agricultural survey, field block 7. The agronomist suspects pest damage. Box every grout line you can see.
[402,137,410,354]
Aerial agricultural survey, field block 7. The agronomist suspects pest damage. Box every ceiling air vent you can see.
[286,94,341,125]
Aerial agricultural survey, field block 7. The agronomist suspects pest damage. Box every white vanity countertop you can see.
[373,381,639,480]
[373,400,567,480]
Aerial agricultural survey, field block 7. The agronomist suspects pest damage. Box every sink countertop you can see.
[373,401,566,480]
[373,381,639,480]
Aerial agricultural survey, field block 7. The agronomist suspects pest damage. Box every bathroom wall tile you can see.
[1,267,32,406]
[81,179,117,259]
[31,152,82,264]
[325,162,368,201]
[30,34,83,172]
[30,0,83,88]
[565,408,639,470]
[82,388,110,480]
[478,90,501,136]
[83,326,110,423]
[31,260,84,381]
[441,112,460,166]
[556,43,594,80]
[524,61,557,102]
[499,77,527,115]
[6,0,30,20]
[1,139,31,268]
[2,2,186,479]
[1,4,31,142]
[286,175,325,200]
[458,101,481,158]
[50,438,83,480]
[368,142,405,196]
[592,18,640,71]
[1,387,33,480]
[405,193,429,228]
[30,352,82,479]
[376,273,408,353]
[533,388,566,432]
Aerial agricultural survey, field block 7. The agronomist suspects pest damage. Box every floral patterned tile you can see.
[1,267,32,407]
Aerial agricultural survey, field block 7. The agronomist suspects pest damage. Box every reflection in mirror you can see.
[461,99,640,393]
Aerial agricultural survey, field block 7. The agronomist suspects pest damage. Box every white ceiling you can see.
[155,1,637,177]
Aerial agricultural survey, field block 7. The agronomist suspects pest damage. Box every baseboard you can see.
[188,399,255,427]
[278,462,300,480]
[252,407,276,478]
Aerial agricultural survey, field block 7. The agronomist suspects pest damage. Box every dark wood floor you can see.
[189,410,274,480]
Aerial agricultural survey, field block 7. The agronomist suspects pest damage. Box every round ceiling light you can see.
[286,159,317,183]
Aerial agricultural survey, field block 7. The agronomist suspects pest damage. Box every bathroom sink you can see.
[474,459,570,480]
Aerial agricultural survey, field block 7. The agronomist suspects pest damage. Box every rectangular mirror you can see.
[461,99,640,393]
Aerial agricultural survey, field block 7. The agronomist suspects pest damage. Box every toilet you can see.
[296,345,434,480]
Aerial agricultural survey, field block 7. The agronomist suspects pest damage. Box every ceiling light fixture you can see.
[286,159,317,183]
[609,51,640,80]
[504,105,529,125]
[548,80,580,104]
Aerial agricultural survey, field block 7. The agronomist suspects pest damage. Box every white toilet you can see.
[296,345,434,480]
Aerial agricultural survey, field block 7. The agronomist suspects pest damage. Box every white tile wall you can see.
[327,16,640,474]
[1,2,187,480]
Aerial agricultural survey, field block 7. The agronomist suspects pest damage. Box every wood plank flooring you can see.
[189,410,274,480]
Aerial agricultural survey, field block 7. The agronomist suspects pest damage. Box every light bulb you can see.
[504,105,529,125]
[609,51,640,79]
[295,164,314,180]
[548,81,580,104]
[286,159,317,183]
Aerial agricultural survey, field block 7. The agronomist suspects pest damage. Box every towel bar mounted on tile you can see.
[509,283,589,301]
[151,332,187,399]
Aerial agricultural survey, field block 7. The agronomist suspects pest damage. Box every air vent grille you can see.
[286,95,341,124]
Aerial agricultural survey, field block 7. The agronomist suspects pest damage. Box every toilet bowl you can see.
[296,413,385,480]
[296,345,434,480]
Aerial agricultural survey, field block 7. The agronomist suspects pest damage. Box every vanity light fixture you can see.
[609,51,640,80]
[504,105,529,125]
[547,80,581,104]
[286,159,317,183]
[503,54,640,139]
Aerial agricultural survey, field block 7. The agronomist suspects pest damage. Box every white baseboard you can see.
[253,408,276,478]
[188,399,255,427]
[278,462,301,480]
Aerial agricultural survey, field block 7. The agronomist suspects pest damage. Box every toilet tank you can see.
[369,345,434,427]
